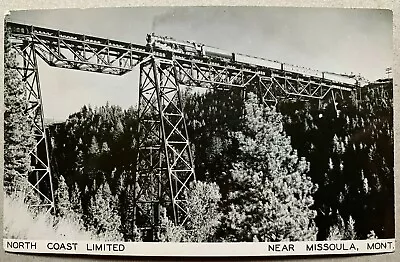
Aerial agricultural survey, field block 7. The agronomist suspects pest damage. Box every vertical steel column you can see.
[135,58,164,240]
[158,58,195,226]
[11,40,55,214]
[136,57,195,240]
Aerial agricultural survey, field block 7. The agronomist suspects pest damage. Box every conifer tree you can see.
[70,182,83,216]
[224,93,318,242]
[3,26,34,196]
[54,175,72,218]
[101,141,110,153]
[89,136,100,156]
[327,211,346,240]
[344,215,357,240]
[87,182,123,241]
[185,181,222,242]
[159,181,222,242]
[120,183,142,241]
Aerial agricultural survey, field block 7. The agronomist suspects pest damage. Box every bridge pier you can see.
[10,39,55,214]
[135,57,195,240]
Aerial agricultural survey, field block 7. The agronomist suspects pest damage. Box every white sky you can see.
[9,7,393,120]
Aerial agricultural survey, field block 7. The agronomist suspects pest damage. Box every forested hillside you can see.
[184,82,393,241]
[41,80,393,241]
[47,104,139,240]
[279,82,394,240]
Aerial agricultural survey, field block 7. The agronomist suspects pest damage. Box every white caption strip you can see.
[3,239,395,257]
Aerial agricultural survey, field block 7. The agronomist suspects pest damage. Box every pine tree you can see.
[344,215,357,240]
[327,211,345,240]
[70,182,83,215]
[159,181,222,242]
[54,175,72,218]
[120,183,142,241]
[159,208,187,242]
[87,182,123,241]
[101,141,110,153]
[367,230,378,240]
[223,93,318,242]
[327,224,343,240]
[3,26,35,196]
[185,181,222,242]
[75,148,84,176]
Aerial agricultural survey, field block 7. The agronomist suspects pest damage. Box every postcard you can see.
[2,6,395,257]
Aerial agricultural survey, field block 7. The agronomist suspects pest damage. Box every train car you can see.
[282,63,323,78]
[322,72,358,86]
[233,53,282,70]
[202,45,233,60]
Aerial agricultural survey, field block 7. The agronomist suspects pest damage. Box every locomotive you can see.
[146,33,358,86]
[146,32,233,60]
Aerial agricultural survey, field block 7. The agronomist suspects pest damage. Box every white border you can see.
[1,1,398,260]
[3,239,396,257]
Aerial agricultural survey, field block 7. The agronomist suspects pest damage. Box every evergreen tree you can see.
[159,181,222,242]
[54,175,71,218]
[344,215,357,240]
[184,89,244,197]
[367,230,378,240]
[223,93,318,242]
[70,182,83,215]
[159,210,187,242]
[3,26,34,196]
[101,141,110,153]
[120,183,142,241]
[87,182,123,241]
[185,181,222,242]
[88,136,100,156]
[327,211,345,240]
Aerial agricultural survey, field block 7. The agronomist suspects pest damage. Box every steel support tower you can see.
[9,36,55,213]
[6,22,357,240]
[135,58,196,240]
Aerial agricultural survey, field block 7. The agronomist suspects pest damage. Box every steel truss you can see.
[6,21,357,239]
[172,57,352,106]
[136,58,195,240]
[9,39,55,214]
[7,22,152,75]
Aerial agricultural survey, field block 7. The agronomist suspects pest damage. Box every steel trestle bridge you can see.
[6,21,358,241]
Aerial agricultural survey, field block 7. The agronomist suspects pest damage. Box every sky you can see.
[8,7,393,120]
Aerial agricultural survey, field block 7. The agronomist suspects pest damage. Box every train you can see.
[146,33,359,86]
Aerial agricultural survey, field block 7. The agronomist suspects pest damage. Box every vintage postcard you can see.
[2,6,395,257]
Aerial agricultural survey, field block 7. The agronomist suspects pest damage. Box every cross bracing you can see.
[6,21,358,241]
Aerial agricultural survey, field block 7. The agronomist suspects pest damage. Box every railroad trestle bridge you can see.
[6,21,359,240]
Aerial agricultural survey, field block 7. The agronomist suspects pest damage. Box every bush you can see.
[3,194,99,240]
[159,181,222,242]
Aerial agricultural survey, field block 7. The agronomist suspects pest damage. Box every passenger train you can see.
[146,33,358,86]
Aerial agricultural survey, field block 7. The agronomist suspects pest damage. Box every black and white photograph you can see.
[2,5,395,257]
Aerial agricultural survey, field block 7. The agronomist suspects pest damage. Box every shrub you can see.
[3,194,98,240]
